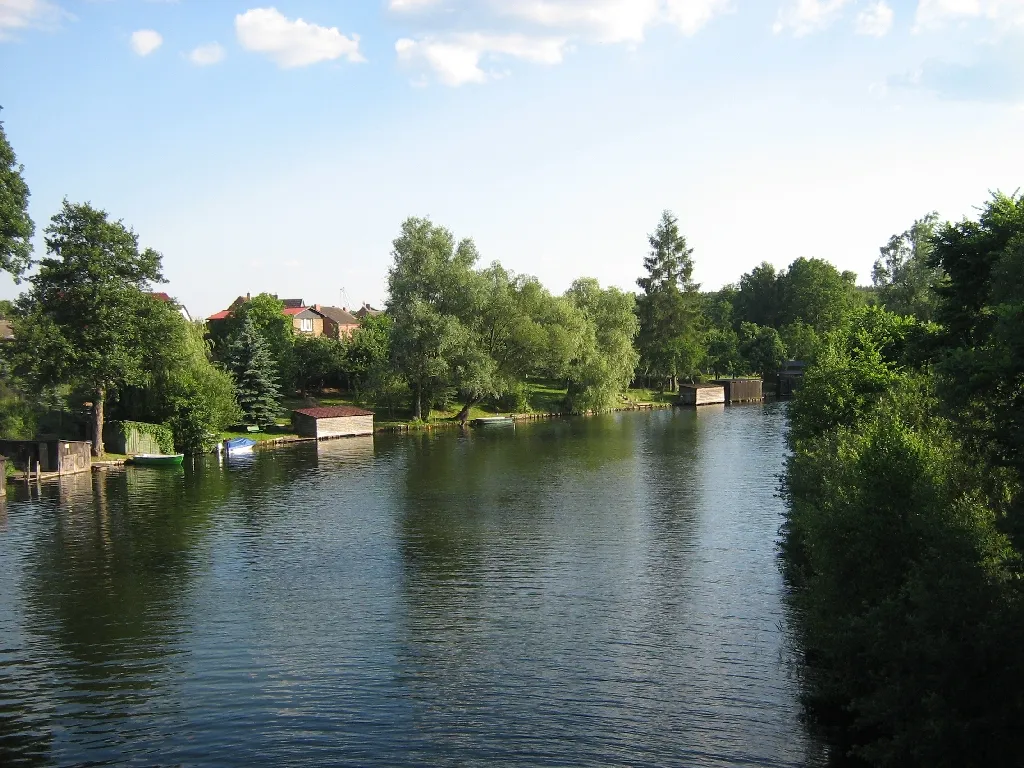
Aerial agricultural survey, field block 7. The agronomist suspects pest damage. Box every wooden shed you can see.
[292,406,374,439]
[778,360,807,397]
[678,384,726,406]
[0,439,92,475]
[713,378,764,403]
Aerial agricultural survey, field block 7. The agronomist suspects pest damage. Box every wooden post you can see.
[0,456,6,497]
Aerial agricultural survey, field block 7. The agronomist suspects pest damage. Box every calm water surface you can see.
[1,405,809,766]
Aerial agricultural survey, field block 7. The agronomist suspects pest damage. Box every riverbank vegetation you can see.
[783,192,1024,766]
[1,109,864,454]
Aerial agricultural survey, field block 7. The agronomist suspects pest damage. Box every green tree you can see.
[211,293,296,393]
[226,316,281,428]
[12,200,163,455]
[346,313,405,409]
[779,257,858,334]
[117,299,240,453]
[738,323,786,378]
[741,321,786,378]
[780,319,821,362]
[635,210,701,389]
[0,108,34,281]
[873,213,943,321]
[386,217,481,420]
[564,278,639,413]
[294,334,345,396]
[705,327,741,378]
[735,262,782,329]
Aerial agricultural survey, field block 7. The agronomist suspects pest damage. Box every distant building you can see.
[292,406,374,439]
[147,291,192,322]
[0,318,13,342]
[678,383,726,406]
[777,360,807,397]
[353,303,383,320]
[316,306,361,338]
[207,295,368,340]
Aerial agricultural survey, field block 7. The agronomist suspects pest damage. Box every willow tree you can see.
[12,201,163,455]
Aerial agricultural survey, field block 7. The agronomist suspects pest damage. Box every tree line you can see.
[782,193,1024,766]
[2,107,884,455]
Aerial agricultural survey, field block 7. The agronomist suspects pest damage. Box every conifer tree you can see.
[635,210,701,390]
[227,316,281,428]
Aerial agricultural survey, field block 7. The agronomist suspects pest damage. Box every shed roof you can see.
[293,406,375,419]
[318,306,360,325]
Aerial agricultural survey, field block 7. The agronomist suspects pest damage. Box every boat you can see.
[223,437,257,455]
[471,416,515,427]
[130,453,185,466]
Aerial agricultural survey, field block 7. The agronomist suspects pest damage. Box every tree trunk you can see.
[456,396,478,424]
[414,384,422,421]
[93,386,105,457]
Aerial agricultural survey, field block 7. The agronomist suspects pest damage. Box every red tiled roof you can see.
[148,292,172,302]
[293,406,374,419]
[282,307,307,316]
[208,310,231,321]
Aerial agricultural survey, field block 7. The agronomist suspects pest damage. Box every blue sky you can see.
[1,0,1023,318]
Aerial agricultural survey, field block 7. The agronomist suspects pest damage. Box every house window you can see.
[300,318,314,333]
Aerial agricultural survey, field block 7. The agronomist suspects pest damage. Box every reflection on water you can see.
[0,406,809,767]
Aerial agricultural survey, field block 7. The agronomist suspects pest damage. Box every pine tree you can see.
[635,210,701,390]
[227,316,282,428]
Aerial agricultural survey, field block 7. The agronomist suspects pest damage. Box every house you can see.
[0,318,13,342]
[317,306,361,339]
[148,292,192,322]
[292,406,374,439]
[208,294,333,338]
[354,303,382,320]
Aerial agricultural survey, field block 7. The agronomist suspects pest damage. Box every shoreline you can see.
[3,401,677,483]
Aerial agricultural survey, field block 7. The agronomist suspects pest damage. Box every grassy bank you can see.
[222,381,677,442]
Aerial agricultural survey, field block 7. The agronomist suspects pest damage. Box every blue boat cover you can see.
[224,437,257,450]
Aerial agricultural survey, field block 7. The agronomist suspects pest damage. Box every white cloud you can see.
[500,0,661,43]
[389,0,443,10]
[665,0,732,35]
[772,0,853,36]
[391,0,731,84]
[188,42,225,66]
[396,33,568,85]
[856,0,894,35]
[914,0,1024,30]
[497,0,728,42]
[131,28,163,56]
[0,0,59,40]
[235,7,364,68]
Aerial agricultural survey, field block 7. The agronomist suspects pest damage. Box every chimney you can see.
[246,292,250,301]
[314,304,321,312]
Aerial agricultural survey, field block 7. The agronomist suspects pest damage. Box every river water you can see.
[0,404,810,767]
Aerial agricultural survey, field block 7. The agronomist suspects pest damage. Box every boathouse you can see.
[777,360,807,397]
[713,378,763,403]
[291,406,374,439]
[0,439,92,475]
[678,384,726,406]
